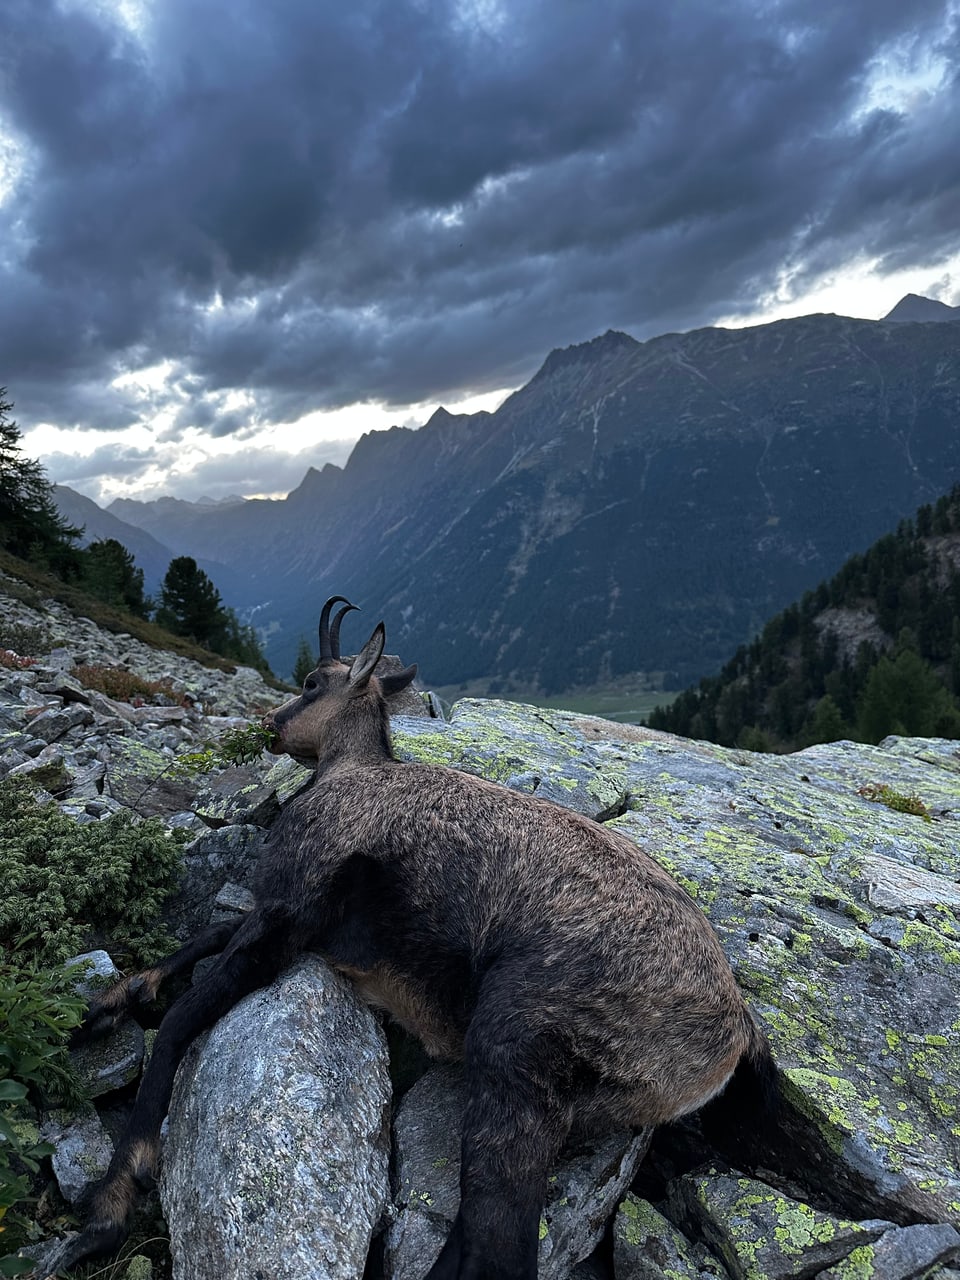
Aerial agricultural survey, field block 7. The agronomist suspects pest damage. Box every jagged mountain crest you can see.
[92,304,960,687]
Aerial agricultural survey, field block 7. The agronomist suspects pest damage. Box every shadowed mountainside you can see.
[102,305,960,688]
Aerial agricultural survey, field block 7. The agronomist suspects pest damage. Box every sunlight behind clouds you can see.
[4,0,960,503]
[0,124,26,210]
[718,255,960,330]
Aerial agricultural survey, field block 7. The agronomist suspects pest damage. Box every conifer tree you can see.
[80,539,149,616]
[800,694,848,747]
[156,557,230,650]
[856,638,960,743]
[155,556,271,672]
[293,635,315,685]
[0,390,81,574]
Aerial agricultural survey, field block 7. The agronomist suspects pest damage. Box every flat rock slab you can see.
[72,1017,144,1098]
[813,1222,960,1278]
[164,822,265,939]
[193,764,279,828]
[393,705,960,1226]
[39,1106,114,1205]
[669,1170,891,1280]
[160,956,392,1280]
[104,737,199,817]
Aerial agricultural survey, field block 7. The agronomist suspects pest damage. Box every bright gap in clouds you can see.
[29,383,514,506]
[716,255,960,330]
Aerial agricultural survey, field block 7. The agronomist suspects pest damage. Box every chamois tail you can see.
[697,1025,783,1175]
[698,1026,922,1225]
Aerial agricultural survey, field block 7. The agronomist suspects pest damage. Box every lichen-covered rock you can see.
[159,956,391,1280]
[394,704,960,1226]
[39,1106,114,1204]
[65,948,119,999]
[393,700,632,822]
[668,1170,892,1280]
[384,1065,651,1280]
[164,822,265,939]
[613,1194,729,1278]
[8,745,72,793]
[210,880,256,921]
[813,1222,960,1277]
[193,763,279,828]
[103,737,199,817]
[262,754,314,805]
[72,1017,144,1097]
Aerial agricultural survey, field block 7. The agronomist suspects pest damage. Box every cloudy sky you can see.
[2,0,959,505]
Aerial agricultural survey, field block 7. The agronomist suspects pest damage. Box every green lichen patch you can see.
[781,1066,959,1221]
[673,1170,886,1280]
[613,1193,716,1276]
[394,701,630,817]
[401,704,960,1226]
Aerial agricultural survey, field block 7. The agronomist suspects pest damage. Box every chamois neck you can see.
[313,696,396,770]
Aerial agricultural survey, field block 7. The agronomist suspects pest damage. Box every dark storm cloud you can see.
[41,442,156,483]
[1,0,958,452]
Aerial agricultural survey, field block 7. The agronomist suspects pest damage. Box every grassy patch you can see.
[71,665,193,708]
[858,782,933,821]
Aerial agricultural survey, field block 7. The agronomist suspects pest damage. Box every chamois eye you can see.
[303,676,318,693]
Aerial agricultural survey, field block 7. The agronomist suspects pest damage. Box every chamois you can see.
[37,596,779,1280]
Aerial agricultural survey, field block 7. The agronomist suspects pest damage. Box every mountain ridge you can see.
[74,297,960,685]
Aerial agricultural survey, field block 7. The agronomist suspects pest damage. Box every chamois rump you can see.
[38,597,780,1280]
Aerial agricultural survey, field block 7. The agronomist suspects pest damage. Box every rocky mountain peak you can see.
[532,327,640,381]
[884,292,960,323]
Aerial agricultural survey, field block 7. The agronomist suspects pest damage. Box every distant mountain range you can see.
[59,295,960,689]
[53,484,249,601]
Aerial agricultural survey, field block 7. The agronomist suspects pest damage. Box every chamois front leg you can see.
[73,918,246,1044]
[31,905,300,1280]
[427,978,573,1280]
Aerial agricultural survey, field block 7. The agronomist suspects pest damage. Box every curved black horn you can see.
[318,596,352,662]
[330,602,359,661]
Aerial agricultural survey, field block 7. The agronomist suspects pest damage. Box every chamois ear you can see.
[348,623,386,690]
[380,663,418,697]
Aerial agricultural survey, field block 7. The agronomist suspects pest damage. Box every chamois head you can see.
[262,596,417,762]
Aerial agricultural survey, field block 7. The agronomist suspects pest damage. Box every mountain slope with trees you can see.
[0,391,272,675]
[649,486,960,750]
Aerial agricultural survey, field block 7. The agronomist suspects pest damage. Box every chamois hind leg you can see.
[32,905,300,1280]
[427,983,573,1280]
[74,918,246,1043]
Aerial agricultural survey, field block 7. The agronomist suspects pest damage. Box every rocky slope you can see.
[100,306,960,689]
[3,579,960,1280]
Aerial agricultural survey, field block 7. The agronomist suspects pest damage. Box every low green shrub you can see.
[0,949,86,1270]
[858,781,933,821]
[0,779,186,969]
[0,623,50,660]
